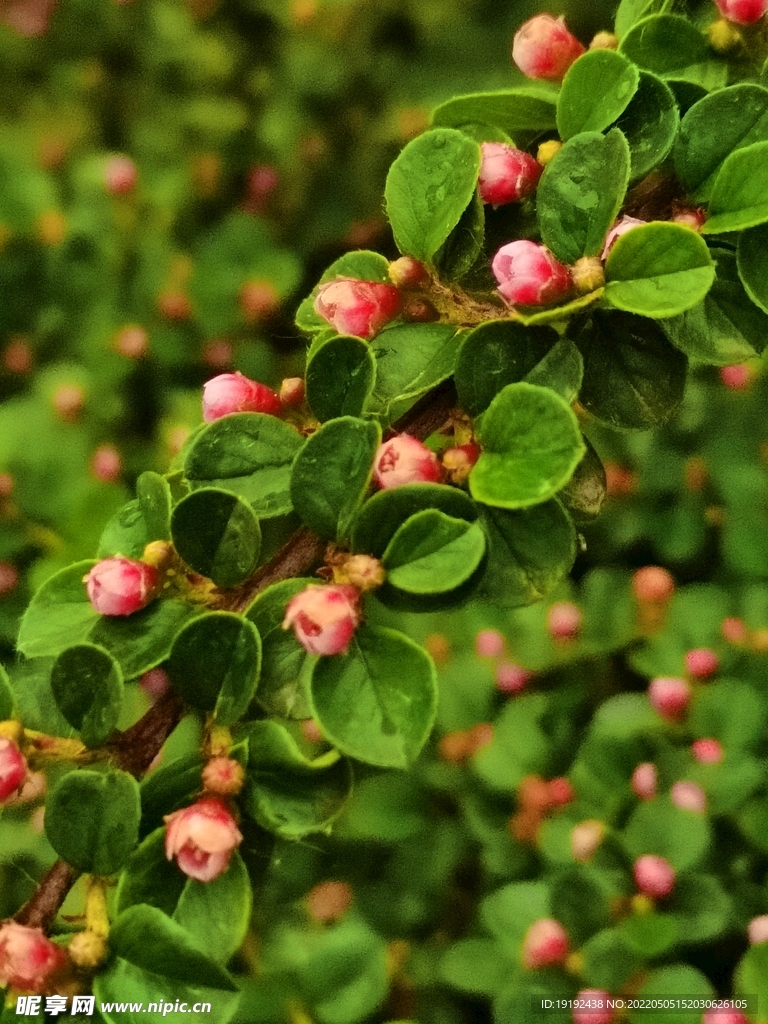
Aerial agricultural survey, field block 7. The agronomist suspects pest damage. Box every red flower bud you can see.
[548,777,574,806]
[631,566,675,603]
[601,216,646,260]
[670,780,707,814]
[202,756,245,796]
[114,325,148,359]
[671,207,707,231]
[0,562,19,597]
[748,914,768,944]
[0,922,66,992]
[442,441,481,484]
[52,383,84,422]
[633,854,676,898]
[631,762,658,800]
[512,15,585,80]
[721,616,747,643]
[496,661,534,694]
[720,364,752,390]
[282,584,360,656]
[692,738,724,764]
[104,155,137,195]
[202,372,281,422]
[475,629,505,658]
[164,797,243,882]
[314,277,401,339]
[648,676,691,721]
[546,601,582,641]
[521,918,570,969]
[90,444,122,483]
[478,143,543,206]
[685,647,719,679]
[388,256,428,289]
[84,557,159,617]
[715,0,768,24]
[0,737,27,802]
[573,990,615,1024]
[140,668,171,702]
[492,240,571,307]
[373,434,442,490]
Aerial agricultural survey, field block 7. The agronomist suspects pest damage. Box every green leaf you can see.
[167,612,261,725]
[663,246,767,364]
[738,223,768,315]
[524,337,583,404]
[622,796,712,870]
[290,417,380,542]
[702,140,768,234]
[306,336,376,422]
[384,129,481,262]
[614,71,679,181]
[558,437,606,524]
[0,663,16,720]
[619,15,709,77]
[240,720,353,839]
[350,483,477,558]
[369,323,463,423]
[310,625,437,769]
[633,965,714,1024]
[171,488,261,588]
[618,913,678,956]
[139,753,206,838]
[98,499,149,559]
[433,190,484,281]
[439,939,512,997]
[137,472,172,542]
[296,251,391,335]
[382,510,486,596]
[666,874,731,943]
[581,929,642,991]
[480,881,551,950]
[537,129,630,264]
[574,310,687,428]
[95,961,239,1024]
[184,413,303,517]
[470,382,585,509]
[454,319,557,417]
[673,84,768,203]
[173,852,252,963]
[117,828,188,917]
[432,88,558,148]
[46,768,140,874]
[604,222,715,317]
[244,578,316,719]
[50,643,124,748]
[615,0,669,39]
[735,943,768,1024]
[557,51,639,141]
[473,694,552,792]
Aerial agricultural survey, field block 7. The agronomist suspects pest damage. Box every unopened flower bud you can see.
[202,756,245,796]
[439,729,474,764]
[692,738,724,764]
[519,774,552,812]
[672,207,707,231]
[748,914,768,945]
[104,155,137,195]
[492,240,571,307]
[202,339,233,369]
[496,662,534,694]
[589,31,618,49]
[720,364,752,390]
[314,277,401,339]
[602,216,646,260]
[721,616,747,644]
[4,770,46,805]
[331,553,385,592]
[478,143,543,206]
[685,647,719,679]
[0,737,27,802]
[142,540,174,570]
[0,923,66,991]
[301,718,323,744]
[632,566,675,603]
[475,629,505,658]
[512,15,585,80]
[388,256,428,289]
[631,762,658,800]
[202,372,282,422]
[279,377,305,407]
[547,602,582,641]
[708,17,744,52]
[715,0,768,24]
[4,338,31,375]
[536,140,563,166]
[114,325,148,359]
[571,820,605,862]
[239,280,280,323]
[157,291,192,321]
[282,583,360,656]
[442,442,481,485]
[670,780,707,813]
[0,562,18,597]
[306,880,353,923]
[0,473,13,498]
[702,1012,749,1024]
[84,557,159,617]
[634,854,676,898]
[68,930,108,970]
[548,777,574,806]
[648,677,691,721]
[468,722,494,754]
[90,445,122,482]
[164,797,242,882]
[571,256,605,295]
[521,918,570,969]
[53,383,84,422]
[573,990,615,1024]
[140,667,171,701]
[373,434,441,490]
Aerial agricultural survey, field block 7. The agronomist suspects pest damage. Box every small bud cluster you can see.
[509,774,574,842]
[438,723,494,764]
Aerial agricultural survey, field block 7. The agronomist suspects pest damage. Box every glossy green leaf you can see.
[46,768,140,874]
[98,499,149,559]
[431,87,557,148]
[382,510,486,595]
[116,827,188,916]
[703,140,768,234]
[384,128,480,261]
[167,611,260,724]
[622,796,712,870]
[50,642,124,748]
[171,488,261,587]
[173,852,252,963]
[0,664,16,720]
[351,483,477,558]
[614,71,678,181]
[581,929,642,991]
[557,50,639,140]
[666,874,731,943]
[734,943,768,1024]
[139,753,206,838]
[296,251,390,334]
[558,436,606,524]
[619,15,709,77]
[310,625,437,769]
[537,129,630,264]
[615,0,668,39]
[369,323,463,423]
[290,416,380,541]
[524,337,583,404]
[137,471,172,542]
[619,913,678,957]
[306,336,376,422]
[604,222,715,317]
[95,960,239,1024]
[433,189,484,281]
[184,413,303,517]
[738,223,768,314]
[470,382,585,509]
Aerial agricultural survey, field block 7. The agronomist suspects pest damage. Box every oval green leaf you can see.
[432,87,558,148]
[614,70,679,181]
[350,483,477,558]
[703,140,768,234]
[738,222,768,315]
[137,471,172,542]
[382,509,486,596]
[306,335,376,422]
[619,15,709,76]
[369,323,463,424]
[557,50,639,141]
[50,642,124,748]
[171,488,261,588]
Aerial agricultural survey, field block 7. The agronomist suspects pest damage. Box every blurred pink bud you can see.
[548,777,574,806]
[715,0,768,23]
[140,668,171,702]
[246,164,279,212]
[692,738,724,764]
[720,364,751,390]
[478,143,543,206]
[521,918,570,969]
[3,338,32,374]
[496,662,534,694]
[475,629,505,658]
[468,722,494,753]
[373,434,441,490]
[202,372,281,422]
[90,445,122,483]
[573,990,614,1024]
[202,756,245,796]
[0,737,27,802]
[547,602,582,641]
[84,557,159,617]
[314,277,401,339]
[670,780,707,813]
[721,616,747,643]
[512,15,585,80]
[104,155,137,195]
[0,0,57,37]
[202,340,233,369]
[0,922,66,991]
[631,762,658,800]
[306,880,353,923]
[748,914,768,944]
[601,216,646,260]
[632,566,675,603]
[0,562,19,597]
[492,240,571,306]
[634,854,676,898]
[114,325,148,359]
[53,383,84,422]
[164,797,242,882]
[571,820,605,862]
[685,648,719,679]
[279,377,305,407]
[648,677,691,721]
[239,280,279,323]
[282,584,360,656]
[702,1013,749,1024]
[301,718,324,744]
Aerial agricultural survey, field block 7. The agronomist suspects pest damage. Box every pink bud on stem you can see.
[648,677,691,721]
[0,737,28,803]
[492,241,571,307]
[373,435,442,490]
[634,854,676,898]
[512,15,585,80]
[715,0,768,24]
[478,143,542,205]
[314,277,401,339]
[685,648,719,679]
[0,922,67,992]
[282,584,360,656]
[521,918,570,969]
[631,762,658,800]
[202,372,282,422]
[84,557,159,617]
[164,797,243,882]
[692,738,724,764]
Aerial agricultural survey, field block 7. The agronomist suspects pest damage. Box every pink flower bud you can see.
[84,557,159,617]
[748,914,768,944]
[521,918,570,969]
[239,280,280,323]
[685,647,719,679]
[104,155,137,195]
[301,718,324,744]
[692,738,724,764]
[715,0,768,24]
[202,339,233,369]
[573,990,615,1024]
[512,15,585,80]
[3,338,32,374]
[388,256,428,289]
[475,629,505,658]
[53,383,84,422]
[139,668,170,702]
[202,756,245,796]
[670,780,707,814]
[0,562,19,597]
[478,143,543,206]
[702,1012,749,1024]
[245,164,279,214]
[720,364,752,390]
[571,820,605,862]
[601,216,646,260]
[282,584,360,656]
[671,207,707,231]
[314,277,401,339]
[0,922,66,992]
[0,737,27,802]
[114,325,148,359]
[164,797,243,882]
[721,616,747,643]
[496,661,534,694]
[632,566,675,603]
[279,376,305,407]
[548,778,574,806]
[634,854,676,899]
[492,240,572,307]
[468,722,494,753]
[373,434,442,490]
[90,444,122,483]
[631,762,658,800]
[648,677,691,721]
[202,372,282,422]
[547,602,582,641]
[4,769,46,805]
[306,880,353,923]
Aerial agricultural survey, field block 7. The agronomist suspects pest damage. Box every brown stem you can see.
[14,861,79,932]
